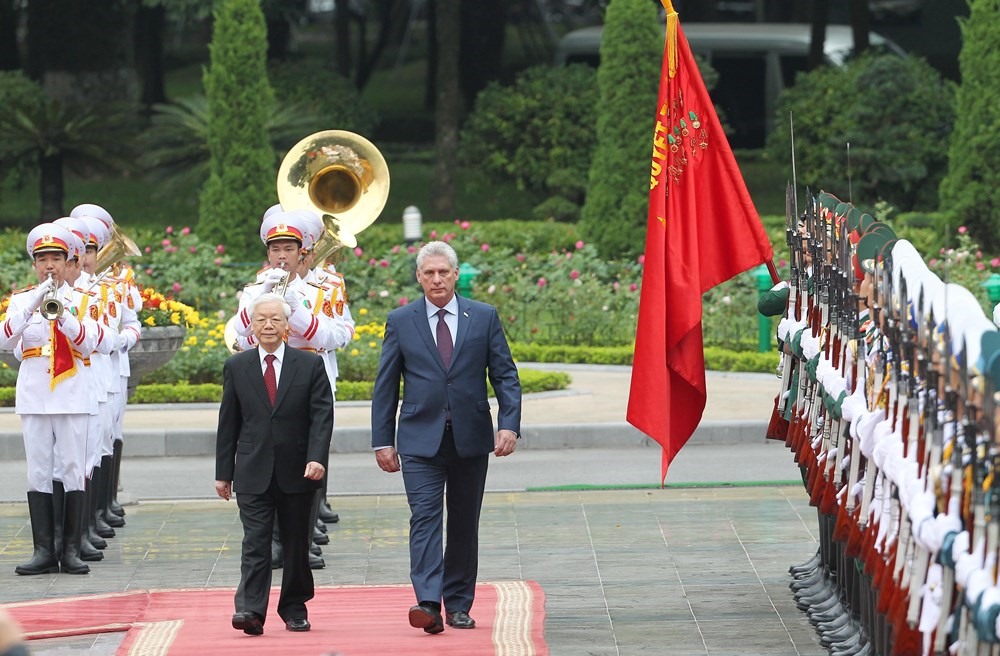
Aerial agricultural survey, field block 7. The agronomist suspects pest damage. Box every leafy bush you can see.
[925,226,1000,315]
[459,64,597,222]
[767,52,954,212]
[578,0,661,258]
[141,318,230,385]
[939,2,1000,252]
[130,383,222,403]
[267,59,379,140]
[0,72,46,187]
[198,0,276,261]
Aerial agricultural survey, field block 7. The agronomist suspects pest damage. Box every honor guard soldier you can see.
[70,204,142,522]
[1,224,101,575]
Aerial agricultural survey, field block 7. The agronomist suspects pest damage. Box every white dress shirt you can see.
[426,295,458,347]
[258,342,286,386]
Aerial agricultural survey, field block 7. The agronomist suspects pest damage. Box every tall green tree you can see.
[198,0,277,260]
[939,0,1000,251]
[579,0,661,258]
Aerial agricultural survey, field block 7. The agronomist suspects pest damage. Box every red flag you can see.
[49,321,77,390]
[627,1,773,483]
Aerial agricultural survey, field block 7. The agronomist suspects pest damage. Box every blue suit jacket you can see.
[371,295,521,458]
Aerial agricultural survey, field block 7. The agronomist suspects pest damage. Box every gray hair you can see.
[249,292,291,319]
[416,240,458,271]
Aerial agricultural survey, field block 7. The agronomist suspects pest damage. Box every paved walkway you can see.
[0,364,829,655]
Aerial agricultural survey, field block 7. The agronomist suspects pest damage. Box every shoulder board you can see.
[244,281,262,288]
[11,284,38,295]
[73,287,98,297]
[323,268,343,281]
[306,281,326,290]
[256,265,272,275]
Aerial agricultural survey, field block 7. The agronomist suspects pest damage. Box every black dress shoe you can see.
[286,618,311,632]
[446,610,476,629]
[232,611,264,636]
[319,504,339,524]
[409,604,444,634]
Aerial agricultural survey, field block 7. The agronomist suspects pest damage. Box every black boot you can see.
[79,477,104,562]
[60,491,90,574]
[86,470,107,550]
[15,491,60,575]
[52,480,65,558]
[318,472,339,523]
[108,439,125,517]
[99,455,124,528]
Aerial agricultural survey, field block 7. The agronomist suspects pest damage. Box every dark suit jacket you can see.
[371,295,521,458]
[216,346,334,495]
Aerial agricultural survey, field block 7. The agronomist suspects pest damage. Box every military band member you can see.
[71,204,142,522]
[1,224,101,575]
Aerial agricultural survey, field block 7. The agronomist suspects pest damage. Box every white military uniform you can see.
[0,230,100,493]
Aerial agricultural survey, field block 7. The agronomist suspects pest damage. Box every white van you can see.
[555,23,906,148]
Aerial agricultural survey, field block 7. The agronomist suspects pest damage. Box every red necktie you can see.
[436,308,453,369]
[263,353,277,406]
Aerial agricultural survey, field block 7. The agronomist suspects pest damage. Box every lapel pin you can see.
[463,311,468,317]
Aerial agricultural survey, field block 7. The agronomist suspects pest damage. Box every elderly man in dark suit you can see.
[215,292,333,636]
[371,241,522,635]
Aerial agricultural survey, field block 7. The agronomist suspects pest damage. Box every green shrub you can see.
[767,52,954,212]
[578,0,661,258]
[512,344,633,365]
[0,72,46,188]
[939,2,1000,252]
[460,64,597,222]
[198,0,276,261]
[268,59,379,141]
[130,383,222,404]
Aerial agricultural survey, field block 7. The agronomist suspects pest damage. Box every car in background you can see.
[555,23,906,148]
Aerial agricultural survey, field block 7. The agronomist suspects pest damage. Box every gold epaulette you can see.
[306,281,326,290]
[10,284,38,295]
[323,267,343,281]
[244,281,262,288]
[73,287,98,297]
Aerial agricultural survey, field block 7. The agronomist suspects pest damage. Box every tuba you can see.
[93,224,141,283]
[276,129,390,259]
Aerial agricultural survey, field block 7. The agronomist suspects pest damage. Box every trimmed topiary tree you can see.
[578,0,661,258]
[939,0,1000,251]
[767,52,954,214]
[198,0,276,261]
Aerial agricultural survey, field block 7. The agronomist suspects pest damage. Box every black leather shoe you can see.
[409,604,444,634]
[319,504,339,524]
[286,618,311,632]
[446,610,476,629]
[232,611,264,636]
[309,553,325,569]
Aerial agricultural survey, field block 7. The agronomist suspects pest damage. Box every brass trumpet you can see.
[41,274,63,321]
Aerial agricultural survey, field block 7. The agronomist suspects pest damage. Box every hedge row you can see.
[0,368,571,406]
[512,344,780,373]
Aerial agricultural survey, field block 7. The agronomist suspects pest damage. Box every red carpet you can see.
[3,581,548,655]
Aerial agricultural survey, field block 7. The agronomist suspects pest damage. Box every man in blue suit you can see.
[372,241,521,634]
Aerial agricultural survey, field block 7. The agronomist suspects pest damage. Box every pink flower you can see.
[637,254,645,265]
[379,259,389,268]
[166,246,177,253]
[516,253,525,262]
[940,248,946,255]
[391,245,400,254]
[188,246,197,253]
[145,268,153,275]
[144,246,152,254]
[354,247,363,257]
[481,243,490,252]
[959,226,968,234]
[629,283,638,292]
[216,244,225,254]
[430,230,438,238]
[929,258,938,267]
[171,282,182,292]
[613,281,620,291]
[575,240,585,250]
[570,270,580,280]
[460,221,470,230]
[977,250,983,259]
[398,296,409,306]
[977,262,986,271]
[779,259,787,268]
[407,246,416,254]
[181,226,191,236]
[443,234,452,242]
[161,239,171,247]
[565,252,572,259]
[368,258,377,266]
[165,226,173,234]
[213,257,223,266]
[537,278,547,288]
[992,258,1000,268]
[454,219,461,225]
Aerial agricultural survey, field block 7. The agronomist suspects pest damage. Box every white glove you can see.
[283,287,301,313]
[25,277,55,314]
[115,331,129,350]
[260,269,287,294]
